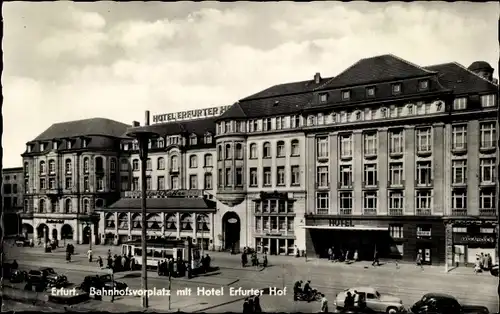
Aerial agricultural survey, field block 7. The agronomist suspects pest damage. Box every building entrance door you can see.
[418,248,432,265]
[270,239,277,255]
[222,212,241,253]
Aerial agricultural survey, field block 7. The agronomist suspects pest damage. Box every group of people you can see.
[327,247,360,263]
[293,280,328,312]
[66,243,75,262]
[157,257,186,277]
[241,247,267,268]
[474,252,494,274]
[242,294,262,313]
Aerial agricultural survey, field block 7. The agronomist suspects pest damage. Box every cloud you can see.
[2,2,498,167]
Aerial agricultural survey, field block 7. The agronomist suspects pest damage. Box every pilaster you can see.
[192,212,198,239]
[353,131,363,215]
[161,212,166,235]
[404,126,415,214]
[306,135,316,214]
[433,123,445,215]
[378,128,388,215]
[127,212,132,237]
[176,212,181,238]
[443,124,452,215]
[329,132,339,215]
[467,120,480,216]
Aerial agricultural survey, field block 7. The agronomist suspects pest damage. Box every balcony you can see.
[416,147,432,157]
[339,209,352,215]
[451,209,468,216]
[479,209,497,217]
[362,181,379,190]
[363,208,377,215]
[338,182,353,190]
[479,180,496,188]
[451,181,467,188]
[317,156,329,163]
[415,180,433,188]
[388,180,405,189]
[217,185,246,207]
[43,188,62,195]
[416,209,432,216]
[389,151,404,159]
[169,168,180,174]
[340,154,352,161]
[479,142,496,154]
[315,183,330,190]
[388,208,403,216]
[451,146,467,156]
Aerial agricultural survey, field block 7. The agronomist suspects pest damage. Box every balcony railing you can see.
[338,182,353,189]
[363,208,377,215]
[451,209,468,216]
[415,180,433,188]
[479,209,497,217]
[416,209,432,216]
[362,181,379,189]
[388,208,403,216]
[339,209,352,215]
[388,180,405,188]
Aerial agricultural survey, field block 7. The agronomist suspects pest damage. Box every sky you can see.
[2,2,499,168]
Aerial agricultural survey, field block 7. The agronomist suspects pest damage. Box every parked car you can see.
[10,269,28,283]
[15,236,32,247]
[79,274,128,295]
[27,267,68,287]
[409,293,489,314]
[334,287,406,313]
[490,264,498,277]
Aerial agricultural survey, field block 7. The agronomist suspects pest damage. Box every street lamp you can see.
[126,111,159,309]
[202,166,213,254]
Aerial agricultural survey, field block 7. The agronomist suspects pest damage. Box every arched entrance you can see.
[21,223,34,239]
[52,228,58,241]
[37,224,49,240]
[61,224,73,240]
[82,226,91,244]
[222,212,241,253]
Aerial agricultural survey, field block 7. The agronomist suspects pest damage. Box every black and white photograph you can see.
[1,2,498,313]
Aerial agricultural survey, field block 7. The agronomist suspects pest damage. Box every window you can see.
[481,94,496,108]
[316,166,329,188]
[363,192,377,212]
[276,116,285,130]
[154,157,163,170]
[416,128,432,152]
[262,118,271,131]
[316,137,329,159]
[291,139,300,156]
[189,155,197,168]
[170,156,179,171]
[291,166,300,186]
[132,159,139,171]
[39,161,46,174]
[319,93,328,103]
[97,177,104,191]
[342,90,350,100]
[388,130,404,154]
[224,121,231,133]
[291,115,301,128]
[48,178,56,189]
[250,143,257,159]
[276,166,285,186]
[235,167,243,186]
[364,164,377,186]
[65,177,72,190]
[355,111,361,120]
[204,173,213,189]
[84,177,90,191]
[171,176,179,190]
[480,122,496,149]
[225,144,232,159]
[480,190,495,210]
[64,159,72,174]
[120,159,128,171]
[416,191,432,210]
[480,158,496,183]
[24,178,29,192]
[225,168,232,186]
[340,134,352,158]
[389,192,404,211]
[416,161,432,185]
[217,145,222,160]
[255,217,262,232]
[308,115,316,126]
[276,141,285,157]
[389,162,403,186]
[263,142,271,158]
[418,80,429,90]
[452,191,467,210]
[364,132,377,155]
[235,143,243,159]
[392,83,401,94]
[132,177,139,191]
[110,158,116,173]
[316,192,329,214]
[407,104,414,115]
[204,154,213,167]
[251,119,259,132]
[340,165,352,187]
[452,125,467,150]
[40,143,45,151]
[48,160,56,174]
[146,158,152,171]
[249,168,258,187]
[39,199,45,213]
[453,97,467,110]
[218,169,223,187]
[121,176,129,191]
[263,167,271,186]
[204,133,212,144]
[452,160,467,184]
[190,135,197,145]
[340,192,352,211]
[158,176,165,190]
[235,121,244,132]
[366,87,375,97]
[40,178,46,190]
[157,137,165,148]
[389,225,403,238]
[189,175,198,189]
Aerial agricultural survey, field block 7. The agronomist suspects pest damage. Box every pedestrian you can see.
[242,297,252,313]
[295,245,300,258]
[487,254,493,270]
[416,252,424,270]
[241,251,248,267]
[66,251,71,263]
[344,291,354,310]
[353,250,359,262]
[372,250,379,266]
[320,293,328,312]
[328,247,333,261]
[87,249,93,263]
[474,257,482,274]
[253,294,262,312]
[345,250,350,262]
[157,260,161,276]
[205,254,211,270]
[263,252,268,268]
[97,256,103,268]
[12,260,18,270]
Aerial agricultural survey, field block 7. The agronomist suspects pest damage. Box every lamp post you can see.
[126,111,158,309]
[202,166,213,254]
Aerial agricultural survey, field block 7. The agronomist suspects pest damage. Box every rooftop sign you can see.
[153,105,232,124]
[124,189,203,199]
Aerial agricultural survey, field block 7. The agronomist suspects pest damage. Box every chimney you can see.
[132,121,140,127]
[145,110,150,126]
[314,72,321,84]
[493,78,498,85]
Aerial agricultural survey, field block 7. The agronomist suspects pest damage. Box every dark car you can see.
[79,274,128,295]
[39,267,68,285]
[410,293,489,314]
[27,269,47,283]
[15,236,32,247]
[490,264,498,277]
[10,270,28,283]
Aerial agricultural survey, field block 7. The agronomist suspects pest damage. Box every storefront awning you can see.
[302,225,388,231]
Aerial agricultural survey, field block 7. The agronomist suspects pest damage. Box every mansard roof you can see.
[123,117,217,139]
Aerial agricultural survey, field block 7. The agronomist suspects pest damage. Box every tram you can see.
[121,238,201,270]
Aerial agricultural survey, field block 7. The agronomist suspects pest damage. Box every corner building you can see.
[2,167,24,236]
[216,55,498,264]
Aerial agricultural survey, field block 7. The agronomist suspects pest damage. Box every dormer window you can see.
[392,83,401,95]
[53,141,58,150]
[453,98,467,110]
[82,139,88,148]
[157,137,164,148]
[381,108,388,118]
[67,140,72,149]
[407,104,414,115]
[355,111,361,121]
[40,143,45,151]
[366,87,375,97]
[27,144,32,153]
[481,94,496,108]
[319,93,328,103]
[204,133,212,144]
[419,80,429,90]
[342,90,351,100]
[190,134,198,145]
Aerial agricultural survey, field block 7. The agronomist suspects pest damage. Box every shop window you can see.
[389,225,403,238]
[395,244,403,255]
[287,239,295,255]
[262,201,269,213]
[278,200,286,213]
[254,201,261,213]
[416,225,432,239]
[287,202,294,213]
[452,227,467,233]
[270,200,277,212]
[480,228,495,234]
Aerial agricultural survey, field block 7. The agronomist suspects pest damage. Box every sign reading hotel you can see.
[125,190,203,199]
[153,105,232,123]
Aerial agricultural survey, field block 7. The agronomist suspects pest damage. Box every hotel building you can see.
[17,54,498,266]
[2,167,24,236]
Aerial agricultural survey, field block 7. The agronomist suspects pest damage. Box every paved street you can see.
[5,244,498,313]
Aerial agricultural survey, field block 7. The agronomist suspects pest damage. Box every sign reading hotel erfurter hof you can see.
[125,190,203,199]
[152,105,232,123]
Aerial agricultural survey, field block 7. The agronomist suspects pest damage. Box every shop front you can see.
[304,216,446,265]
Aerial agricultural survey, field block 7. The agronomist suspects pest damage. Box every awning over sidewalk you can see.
[100,197,216,213]
[302,225,388,231]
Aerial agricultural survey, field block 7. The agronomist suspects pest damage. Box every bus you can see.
[121,239,201,271]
